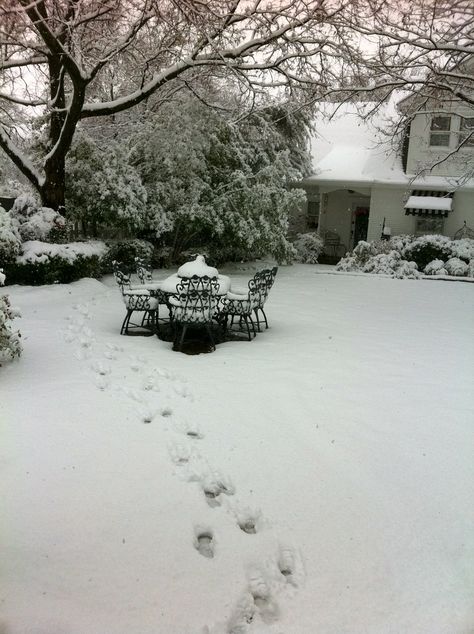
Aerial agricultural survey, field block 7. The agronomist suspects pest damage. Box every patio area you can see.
[2,264,473,634]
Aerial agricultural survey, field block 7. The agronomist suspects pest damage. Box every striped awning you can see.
[404,190,454,218]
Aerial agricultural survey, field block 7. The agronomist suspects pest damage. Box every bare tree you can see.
[0,0,357,211]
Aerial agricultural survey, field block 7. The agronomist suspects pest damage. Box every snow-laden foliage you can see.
[293,232,324,263]
[6,240,107,285]
[424,259,447,275]
[66,135,148,231]
[101,239,155,271]
[0,206,22,263]
[130,96,310,263]
[444,257,469,277]
[337,241,420,278]
[10,194,67,242]
[0,270,22,364]
[337,235,474,278]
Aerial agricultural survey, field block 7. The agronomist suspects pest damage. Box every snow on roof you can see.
[304,99,474,189]
[305,100,404,185]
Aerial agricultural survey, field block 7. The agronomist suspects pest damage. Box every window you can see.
[429,116,451,147]
[459,117,474,147]
[307,200,320,229]
[415,217,445,236]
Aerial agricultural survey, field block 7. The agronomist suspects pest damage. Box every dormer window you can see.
[459,117,474,147]
[429,116,451,146]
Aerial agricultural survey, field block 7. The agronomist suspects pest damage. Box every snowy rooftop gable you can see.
[305,100,405,185]
[304,99,474,189]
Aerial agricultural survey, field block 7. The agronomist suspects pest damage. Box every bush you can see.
[10,193,68,243]
[101,239,155,272]
[4,240,106,285]
[0,269,22,364]
[424,259,447,275]
[293,232,324,263]
[0,207,22,264]
[403,235,452,270]
[444,257,469,277]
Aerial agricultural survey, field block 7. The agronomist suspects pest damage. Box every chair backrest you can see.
[253,267,278,308]
[112,260,132,294]
[135,257,153,284]
[173,275,220,324]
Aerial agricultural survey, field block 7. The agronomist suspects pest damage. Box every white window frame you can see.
[458,116,474,148]
[429,115,452,147]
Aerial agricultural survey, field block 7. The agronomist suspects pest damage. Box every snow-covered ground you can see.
[2,264,473,634]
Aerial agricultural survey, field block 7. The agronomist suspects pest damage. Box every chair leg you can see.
[121,309,132,335]
[205,324,215,350]
[260,308,269,329]
[254,308,262,332]
[249,314,256,338]
[177,324,188,351]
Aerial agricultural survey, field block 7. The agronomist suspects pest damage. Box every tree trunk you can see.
[40,156,66,213]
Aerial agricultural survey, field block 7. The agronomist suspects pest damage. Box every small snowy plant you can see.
[0,206,22,263]
[424,259,448,276]
[444,257,469,277]
[0,270,22,364]
[293,232,324,263]
[10,194,67,242]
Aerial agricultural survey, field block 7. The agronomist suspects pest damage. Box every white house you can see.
[296,97,474,257]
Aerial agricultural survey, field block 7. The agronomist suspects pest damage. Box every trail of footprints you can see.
[64,301,304,632]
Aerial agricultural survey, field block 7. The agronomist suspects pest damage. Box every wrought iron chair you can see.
[220,278,261,341]
[134,257,171,331]
[253,266,278,331]
[169,275,220,351]
[112,260,158,335]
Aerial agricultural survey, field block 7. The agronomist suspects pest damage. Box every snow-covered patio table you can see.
[158,255,231,296]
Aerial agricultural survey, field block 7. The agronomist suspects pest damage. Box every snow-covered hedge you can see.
[10,194,67,243]
[293,232,324,264]
[100,239,155,271]
[336,235,474,279]
[0,206,22,263]
[0,270,22,364]
[6,240,107,285]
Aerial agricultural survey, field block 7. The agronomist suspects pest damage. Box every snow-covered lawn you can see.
[2,264,473,634]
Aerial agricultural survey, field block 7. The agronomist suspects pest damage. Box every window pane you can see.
[461,117,474,131]
[430,116,451,131]
[415,217,445,235]
[430,132,450,146]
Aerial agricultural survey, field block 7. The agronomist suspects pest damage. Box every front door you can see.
[353,207,370,247]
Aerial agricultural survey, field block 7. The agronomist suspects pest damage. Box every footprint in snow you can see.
[168,442,192,465]
[277,544,304,587]
[237,510,260,535]
[201,473,235,507]
[247,567,279,623]
[90,360,111,376]
[194,527,215,559]
[139,407,155,424]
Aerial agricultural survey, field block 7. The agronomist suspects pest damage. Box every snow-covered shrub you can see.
[0,270,22,364]
[10,194,67,243]
[424,259,448,275]
[450,238,474,263]
[403,235,452,271]
[444,257,469,277]
[6,240,106,285]
[293,232,324,263]
[66,134,147,232]
[101,239,154,271]
[0,207,22,263]
[361,250,420,278]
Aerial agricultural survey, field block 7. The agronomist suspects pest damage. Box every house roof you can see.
[302,99,474,191]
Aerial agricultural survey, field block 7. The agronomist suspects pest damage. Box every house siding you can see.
[368,185,474,240]
[407,110,474,177]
